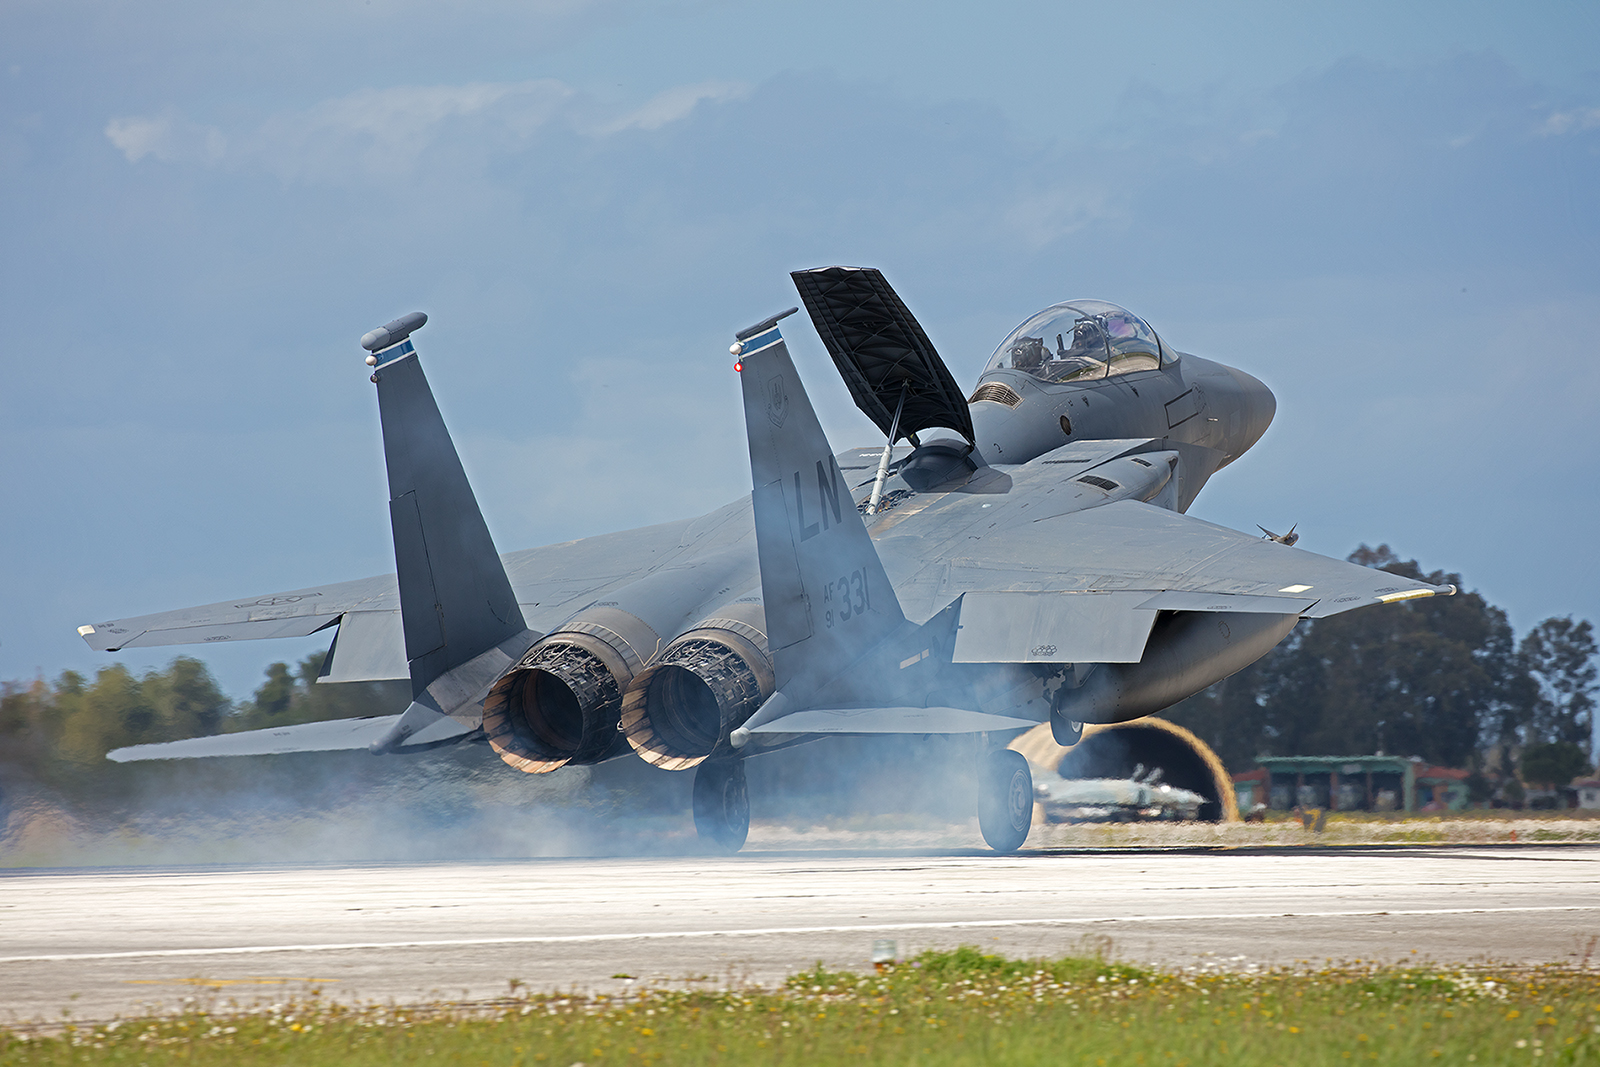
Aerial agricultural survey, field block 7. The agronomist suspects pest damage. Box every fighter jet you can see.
[1257,524,1300,547]
[1033,766,1207,824]
[79,267,1453,852]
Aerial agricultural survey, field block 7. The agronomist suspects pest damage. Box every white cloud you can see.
[104,115,168,162]
[294,81,567,145]
[1539,106,1600,136]
[104,77,749,183]
[247,79,575,181]
[104,113,226,164]
[595,81,749,134]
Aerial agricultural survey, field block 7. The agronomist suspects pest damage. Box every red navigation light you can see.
[733,361,744,373]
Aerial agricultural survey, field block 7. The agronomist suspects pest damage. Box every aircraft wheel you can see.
[693,758,750,853]
[1050,709,1083,747]
[978,748,1033,853]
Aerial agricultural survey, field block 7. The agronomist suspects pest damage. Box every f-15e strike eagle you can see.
[80,268,1452,852]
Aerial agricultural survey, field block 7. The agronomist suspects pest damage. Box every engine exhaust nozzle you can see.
[621,605,771,770]
[483,608,660,773]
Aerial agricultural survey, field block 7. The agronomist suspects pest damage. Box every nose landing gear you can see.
[693,758,750,853]
[978,748,1033,852]
[1050,672,1085,746]
[1051,710,1084,746]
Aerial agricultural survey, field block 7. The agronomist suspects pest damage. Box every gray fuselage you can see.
[966,352,1276,473]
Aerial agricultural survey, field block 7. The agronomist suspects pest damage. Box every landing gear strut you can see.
[977,748,1033,852]
[693,758,749,853]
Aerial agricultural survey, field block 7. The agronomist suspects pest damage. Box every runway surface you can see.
[3,845,1597,1022]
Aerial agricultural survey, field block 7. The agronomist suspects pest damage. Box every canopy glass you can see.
[984,300,1171,384]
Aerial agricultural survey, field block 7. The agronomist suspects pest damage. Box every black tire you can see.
[693,758,750,853]
[978,748,1033,853]
[1050,709,1083,747]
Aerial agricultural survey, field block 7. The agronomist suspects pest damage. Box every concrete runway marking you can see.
[121,977,344,986]
[4,904,1595,965]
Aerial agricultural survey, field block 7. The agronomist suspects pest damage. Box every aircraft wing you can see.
[79,499,758,679]
[897,498,1451,665]
[76,574,389,653]
[936,498,1452,616]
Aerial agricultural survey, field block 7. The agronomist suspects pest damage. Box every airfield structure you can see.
[1248,755,1471,813]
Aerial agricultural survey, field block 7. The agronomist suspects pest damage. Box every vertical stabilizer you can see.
[734,316,907,698]
[366,327,527,699]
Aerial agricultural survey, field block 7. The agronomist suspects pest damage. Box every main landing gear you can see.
[978,748,1033,853]
[693,758,750,853]
[693,748,1033,854]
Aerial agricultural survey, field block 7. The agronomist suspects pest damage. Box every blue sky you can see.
[3,0,1598,699]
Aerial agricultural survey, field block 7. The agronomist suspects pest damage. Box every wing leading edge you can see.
[76,575,391,653]
[936,498,1454,616]
[920,499,1451,667]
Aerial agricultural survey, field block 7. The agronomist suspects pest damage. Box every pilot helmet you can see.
[1009,336,1047,370]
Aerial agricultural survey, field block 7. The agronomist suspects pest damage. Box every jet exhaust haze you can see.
[71,268,1453,855]
[1,726,996,867]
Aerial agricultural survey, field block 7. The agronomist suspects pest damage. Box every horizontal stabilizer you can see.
[105,712,473,762]
[746,705,1040,735]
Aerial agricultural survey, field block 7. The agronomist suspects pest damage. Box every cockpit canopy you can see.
[984,300,1172,384]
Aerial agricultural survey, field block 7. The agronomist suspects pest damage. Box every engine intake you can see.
[1054,610,1298,727]
[482,607,659,773]
[622,602,772,770]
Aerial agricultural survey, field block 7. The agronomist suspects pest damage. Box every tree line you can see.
[0,652,407,770]
[2,544,1595,791]
[1163,545,1596,793]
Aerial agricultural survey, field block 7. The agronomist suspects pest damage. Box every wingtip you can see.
[77,622,123,652]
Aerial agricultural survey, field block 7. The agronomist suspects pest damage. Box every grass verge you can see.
[3,948,1596,1065]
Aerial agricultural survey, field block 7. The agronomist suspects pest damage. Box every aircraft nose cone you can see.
[1229,366,1276,452]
